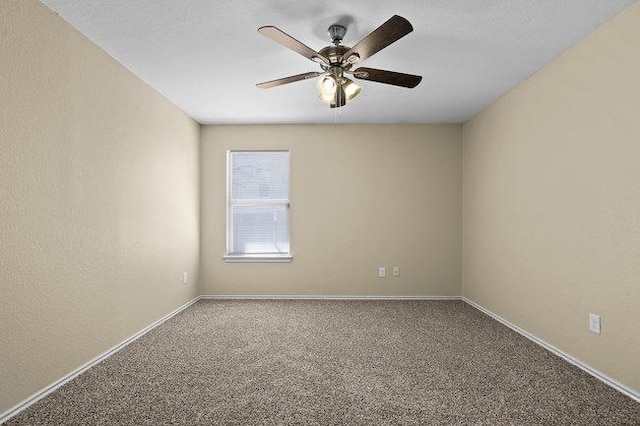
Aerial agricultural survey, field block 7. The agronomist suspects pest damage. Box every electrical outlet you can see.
[378,267,386,278]
[182,272,188,284]
[589,313,601,334]
[393,267,400,277]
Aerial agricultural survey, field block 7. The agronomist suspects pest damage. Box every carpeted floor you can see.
[6,300,640,425]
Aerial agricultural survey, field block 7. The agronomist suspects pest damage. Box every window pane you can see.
[230,151,289,201]
[228,150,290,257]
[230,204,289,254]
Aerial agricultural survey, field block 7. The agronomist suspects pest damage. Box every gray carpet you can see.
[6,300,640,425]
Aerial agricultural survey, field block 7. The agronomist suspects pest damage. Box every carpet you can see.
[6,300,640,425]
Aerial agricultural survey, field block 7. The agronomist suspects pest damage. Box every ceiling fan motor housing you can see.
[318,45,352,67]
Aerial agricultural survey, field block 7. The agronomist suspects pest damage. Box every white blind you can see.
[228,151,290,255]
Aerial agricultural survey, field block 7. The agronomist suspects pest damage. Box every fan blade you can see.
[256,72,322,89]
[353,67,422,88]
[341,15,413,64]
[258,26,329,65]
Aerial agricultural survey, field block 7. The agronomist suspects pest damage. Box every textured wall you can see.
[462,4,640,392]
[200,124,461,296]
[0,0,200,413]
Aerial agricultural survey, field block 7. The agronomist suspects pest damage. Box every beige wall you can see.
[462,3,640,392]
[201,124,461,296]
[0,0,200,413]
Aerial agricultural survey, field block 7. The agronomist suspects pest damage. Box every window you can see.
[225,150,291,262]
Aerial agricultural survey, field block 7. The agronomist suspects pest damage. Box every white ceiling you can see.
[40,0,635,124]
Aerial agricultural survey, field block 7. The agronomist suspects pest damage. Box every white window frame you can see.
[224,150,292,263]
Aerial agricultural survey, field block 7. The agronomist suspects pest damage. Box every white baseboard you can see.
[200,294,462,300]
[0,296,201,424]
[462,297,640,403]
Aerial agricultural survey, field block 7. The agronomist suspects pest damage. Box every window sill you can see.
[223,254,293,263]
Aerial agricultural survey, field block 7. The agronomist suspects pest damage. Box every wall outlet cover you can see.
[589,313,601,334]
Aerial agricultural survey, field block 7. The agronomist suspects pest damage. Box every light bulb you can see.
[342,78,361,101]
[322,77,336,91]
[317,74,337,96]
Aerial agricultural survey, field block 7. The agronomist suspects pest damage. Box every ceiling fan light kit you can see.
[316,67,361,108]
[256,15,422,109]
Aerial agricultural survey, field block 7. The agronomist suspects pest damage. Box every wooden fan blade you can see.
[353,67,422,88]
[256,72,322,89]
[258,26,329,65]
[341,15,413,64]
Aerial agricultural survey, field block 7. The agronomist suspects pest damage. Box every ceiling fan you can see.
[256,15,422,108]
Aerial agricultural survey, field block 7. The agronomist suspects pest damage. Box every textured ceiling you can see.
[40,0,635,124]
